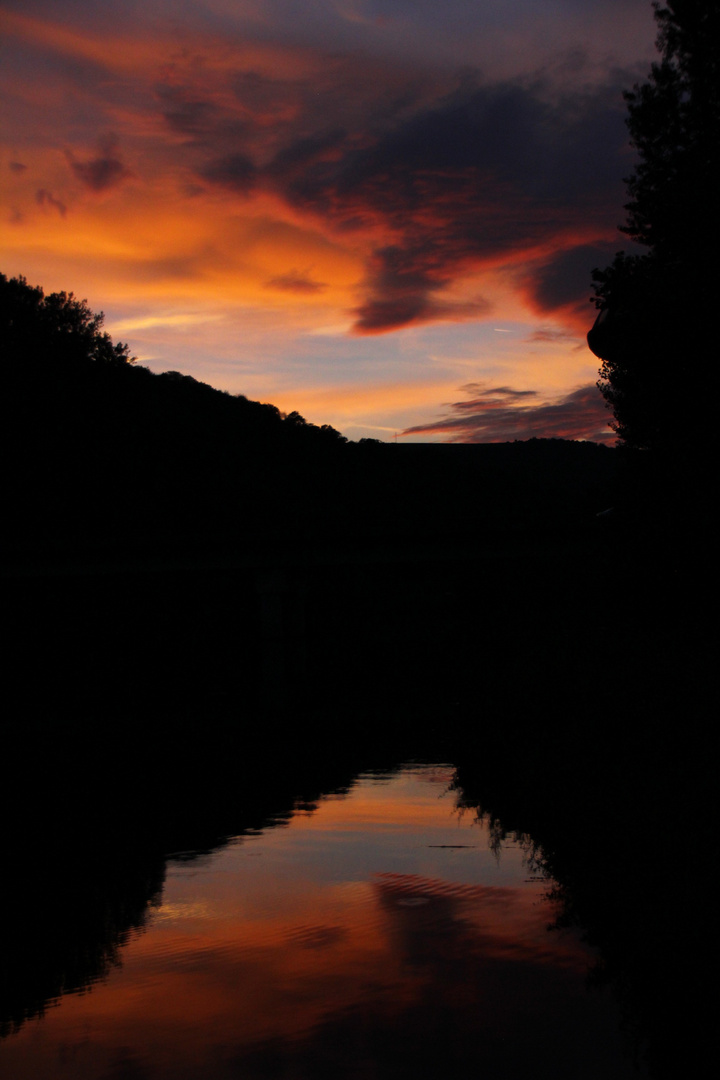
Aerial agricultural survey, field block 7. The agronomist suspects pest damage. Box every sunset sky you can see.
[1,1,657,442]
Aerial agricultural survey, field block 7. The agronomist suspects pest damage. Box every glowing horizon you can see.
[1,1,657,442]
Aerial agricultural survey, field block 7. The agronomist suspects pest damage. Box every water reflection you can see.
[0,845,166,1039]
[453,752,711,1080]
[1,765,641,1079]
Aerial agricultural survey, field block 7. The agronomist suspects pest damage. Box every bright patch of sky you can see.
[1,0,657,440]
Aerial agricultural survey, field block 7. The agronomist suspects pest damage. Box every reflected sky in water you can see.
[1,764,642,1079]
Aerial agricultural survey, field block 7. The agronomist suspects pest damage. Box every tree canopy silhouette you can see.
[1,272,353,556]
[1,273,134,368]
[588,1,720,454]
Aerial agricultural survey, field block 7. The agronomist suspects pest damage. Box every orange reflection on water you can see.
[0,765,635,1080]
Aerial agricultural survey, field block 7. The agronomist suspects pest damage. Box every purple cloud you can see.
[401,383,615,443]
[67,135,131,193]
[192,64,632,333]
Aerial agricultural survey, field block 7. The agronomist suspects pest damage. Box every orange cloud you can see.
[1,1,643,440]
[4,2,630,344]
[0,8,165,76]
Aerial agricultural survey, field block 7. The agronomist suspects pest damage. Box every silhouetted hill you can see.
[3,278,714,1080]
[3,340,617,560]
[3,270,621,561]
[3,337,350,558]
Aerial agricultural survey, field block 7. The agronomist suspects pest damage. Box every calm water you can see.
[1,763,641,1079]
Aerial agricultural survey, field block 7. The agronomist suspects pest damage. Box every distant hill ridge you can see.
[2,273,616,559]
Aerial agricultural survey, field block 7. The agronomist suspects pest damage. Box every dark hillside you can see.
[3,335,617,561]
[3,274,715,1078]
[3,271,625,777]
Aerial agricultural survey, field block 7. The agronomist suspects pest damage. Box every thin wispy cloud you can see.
[525,328,580,344]
[401,384,615,444]
[265,271,327,294]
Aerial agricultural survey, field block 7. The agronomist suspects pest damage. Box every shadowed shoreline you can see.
[2,273,716,1078]
[3,439,713,1074]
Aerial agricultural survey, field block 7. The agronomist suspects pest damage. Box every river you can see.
[0,762,644,1079]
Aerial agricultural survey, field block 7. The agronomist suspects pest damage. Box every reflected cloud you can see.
[0,752,640,1078]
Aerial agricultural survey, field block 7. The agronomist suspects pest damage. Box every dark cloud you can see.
[267,128,349,182]
[200,152,257,193]
[272,75,629,225]
[458,383,538,403]
[157,84,252,145]
[67,135,131,193]
[281,78,628,331]
[232,70,290,115]
[9,161,27,173]
[275,83,550,231]
[351,242,492,332]
[36,188,66,217]
[186,58,632,332]
[401,383,614,443]
[354,294,492,333]
[163,96,224,137]
[527,242,630,320]
[265,270,327,294]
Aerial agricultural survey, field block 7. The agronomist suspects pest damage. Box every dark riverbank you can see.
[2,479,715,1077]
[4,311,716,1074]
[4,434,709,855]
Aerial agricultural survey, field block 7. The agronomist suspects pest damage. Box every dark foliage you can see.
[589,1,720,455]
[2,271,617,561]
[452,582,715,1080]
[2,267,710,1076]
[0,273,134,367]
[1,272,351,557]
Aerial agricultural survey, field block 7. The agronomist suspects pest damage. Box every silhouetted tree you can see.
[1,273,134,368]
[2,271,356,554]
[588,2,720,454]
